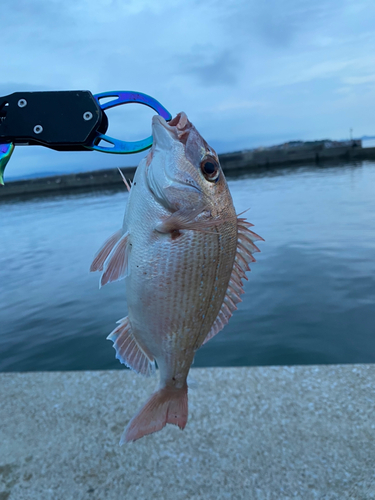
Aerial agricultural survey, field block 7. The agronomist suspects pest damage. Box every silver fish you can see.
[91,112,263,443]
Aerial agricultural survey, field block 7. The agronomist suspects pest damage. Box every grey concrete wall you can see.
[2,147,375,199]
[1,365,374,499]
[0,167,137,198]
[219,146,375,170]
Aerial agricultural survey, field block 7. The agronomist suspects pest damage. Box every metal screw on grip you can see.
[83,112,93,121]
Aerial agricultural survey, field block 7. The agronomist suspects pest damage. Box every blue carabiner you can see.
[88,91,172,154]
[0,143,14,185]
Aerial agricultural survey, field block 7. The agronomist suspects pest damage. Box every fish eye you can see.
[200,157,220,182]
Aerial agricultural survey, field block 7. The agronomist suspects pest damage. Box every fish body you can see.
[91,113,263,443]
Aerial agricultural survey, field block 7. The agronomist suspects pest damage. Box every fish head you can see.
[146,112,231,214]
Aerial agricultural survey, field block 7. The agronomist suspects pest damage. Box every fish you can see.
[90,112,263,444]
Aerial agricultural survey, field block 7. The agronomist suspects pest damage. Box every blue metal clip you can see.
[0,143,14,185]
[88,91,172,154]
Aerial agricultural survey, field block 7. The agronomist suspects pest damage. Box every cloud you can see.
[343,75,375,85]
[176,47,239,86]
[209,0,344,48]
[2,0,375,179]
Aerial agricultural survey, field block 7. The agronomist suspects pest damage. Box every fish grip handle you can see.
[0,89,172,184]
[0,91,107,151]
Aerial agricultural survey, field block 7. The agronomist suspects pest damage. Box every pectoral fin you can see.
[155,206,232,234]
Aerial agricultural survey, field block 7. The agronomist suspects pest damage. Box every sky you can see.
[2,0,375,179]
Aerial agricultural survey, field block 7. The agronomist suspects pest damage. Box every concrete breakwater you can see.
[220,142,375,171]
[1,365,374,499]
[1,144,375,198]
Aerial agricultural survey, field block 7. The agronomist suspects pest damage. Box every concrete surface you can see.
[0,365,374,500]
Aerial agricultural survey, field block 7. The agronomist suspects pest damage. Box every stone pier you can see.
[1,365,374,499]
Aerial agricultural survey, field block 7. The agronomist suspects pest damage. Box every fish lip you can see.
[152,113,191,139]
[152,114,168,127]
[152,115,177,137]
[152,114,172,130]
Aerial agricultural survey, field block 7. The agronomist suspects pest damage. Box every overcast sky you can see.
[2,0,375,179]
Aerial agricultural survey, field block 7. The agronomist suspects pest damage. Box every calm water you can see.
[1,160,375,371]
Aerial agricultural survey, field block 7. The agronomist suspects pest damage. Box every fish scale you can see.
[127,170,235,372]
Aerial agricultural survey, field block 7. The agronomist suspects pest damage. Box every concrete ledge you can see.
[1,365,374,499]
[2,147,375,199]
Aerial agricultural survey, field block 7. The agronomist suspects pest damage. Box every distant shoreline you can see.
[1,145,375,199]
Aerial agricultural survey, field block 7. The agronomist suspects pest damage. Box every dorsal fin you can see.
[203,217,264,345]
[118,168,132,192]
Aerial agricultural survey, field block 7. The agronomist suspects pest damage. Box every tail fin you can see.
[121,384,188,444]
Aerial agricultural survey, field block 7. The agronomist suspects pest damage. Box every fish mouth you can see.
[148,113,202,200]
[152,112,192,144]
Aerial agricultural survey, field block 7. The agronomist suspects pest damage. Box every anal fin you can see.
[107,317,155,377]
